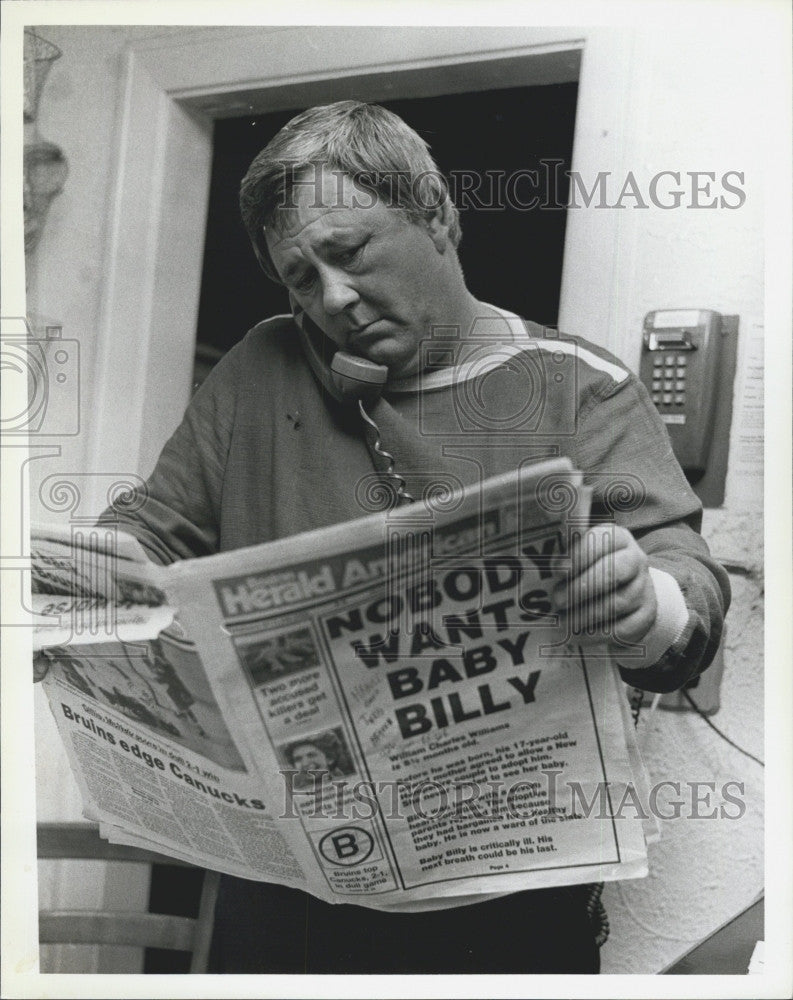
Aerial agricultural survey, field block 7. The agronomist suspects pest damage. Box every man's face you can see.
[265,167,449,379]
[291,742,330,773]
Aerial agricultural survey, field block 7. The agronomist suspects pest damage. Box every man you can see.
[106,101,729,973]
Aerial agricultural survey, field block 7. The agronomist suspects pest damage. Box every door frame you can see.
[91,25,633,478]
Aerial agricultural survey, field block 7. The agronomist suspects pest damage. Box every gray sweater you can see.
[106,314,730,694]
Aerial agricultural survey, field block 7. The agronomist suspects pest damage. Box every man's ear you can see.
[424,197,454,254]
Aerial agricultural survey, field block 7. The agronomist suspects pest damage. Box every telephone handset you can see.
[290,296,388,403]
[290,297,414,503]
[330,351,389,402]
[639,309,724,480]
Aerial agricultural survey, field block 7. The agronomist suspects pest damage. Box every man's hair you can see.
[239,100,461,281]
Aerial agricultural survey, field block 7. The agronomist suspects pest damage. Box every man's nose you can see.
[320,267,359,315]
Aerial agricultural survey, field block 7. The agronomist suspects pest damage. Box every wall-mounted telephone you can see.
[639,310,738,507]
[640,309,724,480]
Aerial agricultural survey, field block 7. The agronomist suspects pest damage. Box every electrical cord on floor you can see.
[680,689,765,767]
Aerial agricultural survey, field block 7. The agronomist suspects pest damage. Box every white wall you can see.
[559,25,766,974]
[30,22,210,814]
[27,21,769,977]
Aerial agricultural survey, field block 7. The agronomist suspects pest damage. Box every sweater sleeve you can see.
[571,362,731,693]
[98,341,242,565]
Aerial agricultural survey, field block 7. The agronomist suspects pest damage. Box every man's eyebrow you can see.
[276,227,367,282]
[315,228,366,250]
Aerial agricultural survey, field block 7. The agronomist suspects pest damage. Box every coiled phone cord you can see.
[358,400,415,505]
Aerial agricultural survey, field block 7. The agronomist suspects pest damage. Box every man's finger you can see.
[553,543,644,610]
[552,524,630,578]
[557,599,657,648]
[557,571,651,633]
[610,599,660,645]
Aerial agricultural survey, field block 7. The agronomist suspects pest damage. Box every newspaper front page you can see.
[34,459,652,910]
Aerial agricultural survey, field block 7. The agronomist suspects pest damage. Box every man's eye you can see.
[291,271,316,292]
[336,242,366,265]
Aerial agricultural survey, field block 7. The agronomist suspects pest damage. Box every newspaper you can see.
[32,458,653,910]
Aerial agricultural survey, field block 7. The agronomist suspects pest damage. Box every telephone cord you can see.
[358,400,415,505]
[681,689,765,767]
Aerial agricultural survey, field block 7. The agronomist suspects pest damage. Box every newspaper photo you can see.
[33,458,653,910]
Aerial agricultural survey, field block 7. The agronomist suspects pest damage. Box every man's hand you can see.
[551,524,658,650]
[33,650,51,682]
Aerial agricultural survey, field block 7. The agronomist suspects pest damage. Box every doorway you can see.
[195,83,578,379]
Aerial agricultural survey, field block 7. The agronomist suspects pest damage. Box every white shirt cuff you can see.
[617,567,689,668]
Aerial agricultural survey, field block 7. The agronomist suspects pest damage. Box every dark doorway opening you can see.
[195,82,578,377]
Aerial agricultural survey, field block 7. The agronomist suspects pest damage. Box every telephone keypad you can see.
[649,350,688,412]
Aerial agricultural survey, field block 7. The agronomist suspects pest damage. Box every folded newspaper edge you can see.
[35,458,655,910]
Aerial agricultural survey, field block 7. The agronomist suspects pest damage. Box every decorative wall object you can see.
[24,29,68,256]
